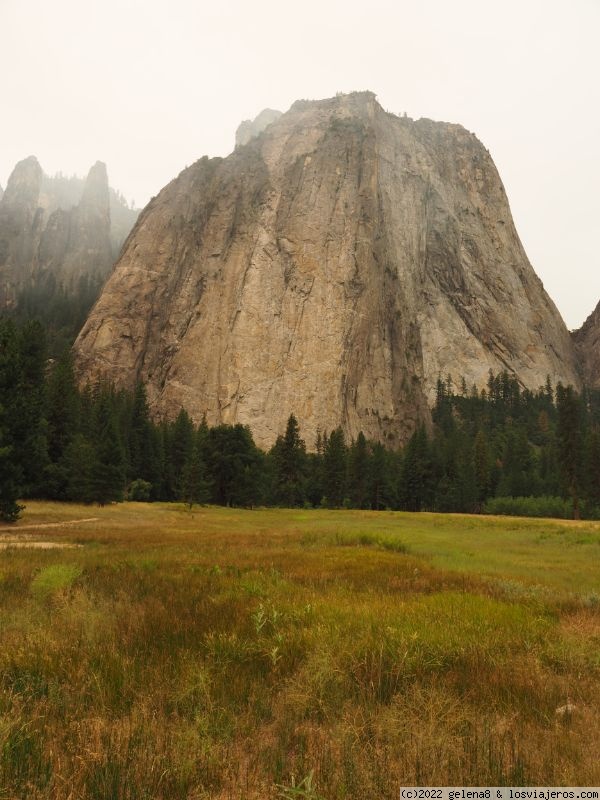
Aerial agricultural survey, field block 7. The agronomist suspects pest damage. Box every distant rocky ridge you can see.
[74,91,581,449]
[235,109,282,147]
[572,303,600,388]
[0,156,139,308]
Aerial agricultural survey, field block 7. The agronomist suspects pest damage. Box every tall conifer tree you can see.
[89,388,125,505]
[323,427,347,507]
[556,384,582,518]
[272,414,307,506]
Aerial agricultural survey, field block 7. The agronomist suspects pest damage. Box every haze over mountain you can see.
[235,109,283,148]
[0,156,139,308]
[74,92,580,449]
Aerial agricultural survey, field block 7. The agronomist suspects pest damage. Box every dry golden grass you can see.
[0,502,599,798]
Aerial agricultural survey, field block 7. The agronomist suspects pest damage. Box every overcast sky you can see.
[1,0,598,328]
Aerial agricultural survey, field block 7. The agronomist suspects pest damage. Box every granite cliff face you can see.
[74,92,580,448]
[0,157,138,307]
[573,302,600,388]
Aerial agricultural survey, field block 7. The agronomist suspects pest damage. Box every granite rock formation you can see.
[109,191,140,257]
[73,91,580,449]
[0,157,138,307]
[573,302,600,388]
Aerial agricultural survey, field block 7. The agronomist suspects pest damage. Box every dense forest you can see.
[11,274,104,358]
[1,316,599,522]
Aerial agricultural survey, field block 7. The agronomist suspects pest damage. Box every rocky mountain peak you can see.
[235,108,282,147]
[80,161,109,210]
[3,155,43,209]
[74,92,580,449]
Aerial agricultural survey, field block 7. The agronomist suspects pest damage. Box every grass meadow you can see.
[1,502,599,798]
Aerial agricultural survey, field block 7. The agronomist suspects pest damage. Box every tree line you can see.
[1,317,599,521]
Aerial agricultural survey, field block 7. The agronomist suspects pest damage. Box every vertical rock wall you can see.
[73,92,580,448]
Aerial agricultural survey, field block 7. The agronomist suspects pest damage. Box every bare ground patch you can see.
[0,517,97,548]
[0,537,83,550]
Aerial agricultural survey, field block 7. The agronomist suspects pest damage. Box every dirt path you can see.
[0,517,99,532]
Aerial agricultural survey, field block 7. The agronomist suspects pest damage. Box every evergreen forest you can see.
[11,273,104,358]
[1,316,599,522]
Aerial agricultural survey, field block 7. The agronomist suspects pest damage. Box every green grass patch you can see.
[30,563,82,599]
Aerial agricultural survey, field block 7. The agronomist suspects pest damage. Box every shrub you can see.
[483,496,573,519]
[127,479,152,502]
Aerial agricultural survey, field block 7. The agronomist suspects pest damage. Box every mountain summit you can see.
[73,91,580,448]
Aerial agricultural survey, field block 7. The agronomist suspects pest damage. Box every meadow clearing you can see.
[0,502,599,798]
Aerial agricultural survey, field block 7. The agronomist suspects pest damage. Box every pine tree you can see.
[89,388,125,505]
[369,441,396,510]
[46,350,79,462]
[433,429,462,512]
[181,431,211,508]
[64,434,95,503]
[455,450,478,513]
[497,425,536,497]
[556,384,582,518]
[323,427,347,507]
[544,375,554,405]
[473,429,489,507]
[170,409,195,499]
[15,321,49,495]
[399,426,432,511]
[0,405,23,522]
[433,377,454,434]
[348,432,369,509]
[44,350,80,499]
[205,424,261,507]
[584,428,600,510]
[78,385,95,439]
[272,414,307,506]
[304,431,326,506]
[128,382,159,489]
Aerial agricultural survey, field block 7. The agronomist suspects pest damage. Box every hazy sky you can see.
[2,0,598,328]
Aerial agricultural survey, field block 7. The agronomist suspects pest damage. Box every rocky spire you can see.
[2,155,43,209]
[0,156,44,303]
[80,161,110,212]
[0,156,133,306]
[39,160,112,283]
